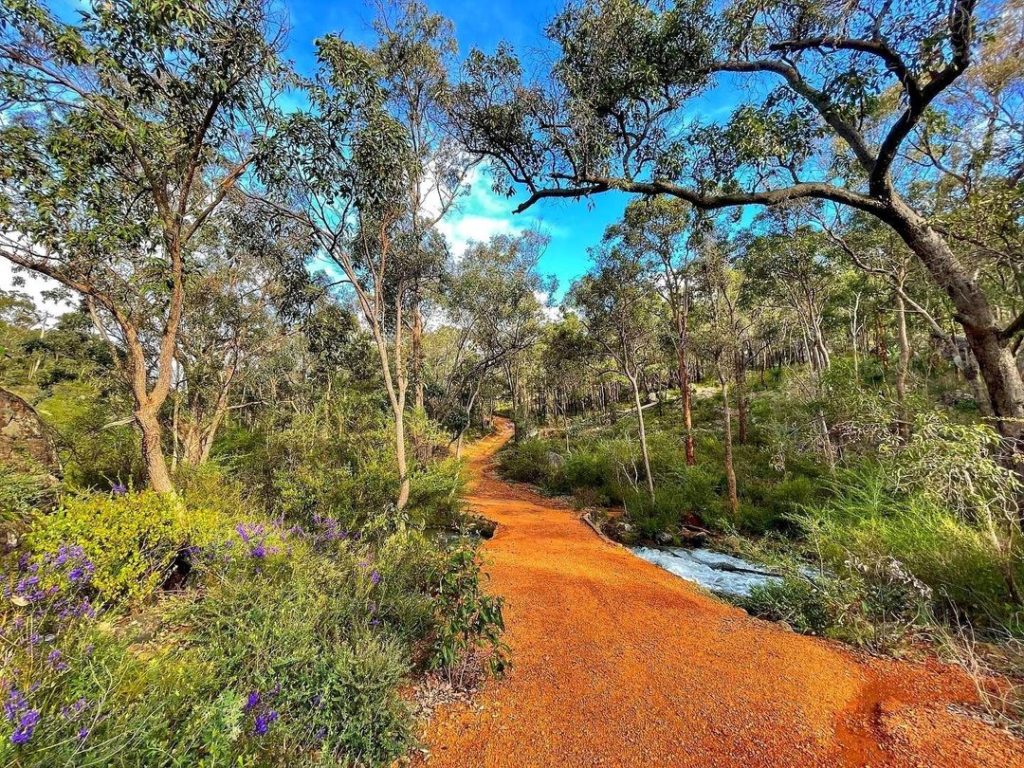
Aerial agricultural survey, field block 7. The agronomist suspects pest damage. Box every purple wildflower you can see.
[370,570,381,586]
[10,709,40,745]
[111,482,127,495]
[244,691,261,711]
[253,710,278,736]
[47,649,67,671]
[250,543,266,559]
[4,689,26,722]
[77,727,89,742]
[60,698,86,720]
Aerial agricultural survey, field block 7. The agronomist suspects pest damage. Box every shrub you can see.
[0,525,413,766]
[431,542,508,686]
[27,491,228,605]
[408,457,467,530]
[798,458,1024,626]
[497,437,553,484]
[741,560,931,650]
[742,576,834,636]
[34,380,142,490]
[1,511,505,766]
[180,537,415,766]
[0,542,172,765]
[558,449,611,498]
[174,461,246,521]
[0,465,53,526]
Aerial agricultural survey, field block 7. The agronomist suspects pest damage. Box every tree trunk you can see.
[412,301,425,412]
[394,405,410,511]
[719,375,739,519]
[675,308,696,466]
[136,406,173,493]
[737,386,748,445]
[454,379,483,460]
[850,293,861,382]
[734,350,748,444]
[895,290,911,440]
[628,373,655,499]
[888,198,1024,452]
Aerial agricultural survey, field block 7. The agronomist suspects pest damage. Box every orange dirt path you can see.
[415,420,1024,767]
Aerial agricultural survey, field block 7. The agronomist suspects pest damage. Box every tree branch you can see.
[714,59,876,172]
[515,176,887,217]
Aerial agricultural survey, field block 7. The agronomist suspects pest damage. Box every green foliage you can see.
[408,457,467,530]
[500,412,827,538]
[240,392,461,532]
[178,533,416,766]
[497,436,553,484]
[431,541,508,684]
[35,380,142,489]
[28,491,227,605]
[3,497,505,766]
[796,464,1023,627]
[0,465,53,525]
[739,547,934,650]
[740,563,931,650]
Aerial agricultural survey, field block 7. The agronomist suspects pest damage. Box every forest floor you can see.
[413,419,1024,768]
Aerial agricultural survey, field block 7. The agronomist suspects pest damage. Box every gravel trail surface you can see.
[416,420,1024,767]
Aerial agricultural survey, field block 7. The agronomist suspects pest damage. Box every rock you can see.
[655,531,674,546]
[545,451,566,469]
[678,527,709,547]
[0,388,59,475]
[466,514,497,539]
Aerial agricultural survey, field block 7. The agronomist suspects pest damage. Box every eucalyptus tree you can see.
[440,232,550,453]
[741,226,844,457]
[693,246,745,516]
[605,197,699,463]
[820,211,995,415]
[539,315,591,449]
[257,34,424,511]
[374,0,473,412]
[171,199,301,468]
[0,0,285,491]
[452,0,1024,455]
[741,227,839,375]
[569,247,665,498]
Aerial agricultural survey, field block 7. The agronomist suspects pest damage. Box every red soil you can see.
[415,420,1024,767]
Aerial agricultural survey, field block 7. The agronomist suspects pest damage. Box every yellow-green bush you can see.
[28,491,228,605]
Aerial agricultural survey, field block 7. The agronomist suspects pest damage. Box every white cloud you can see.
[436,167,562,257]
[534,289,561,322]
[439,212,526,255]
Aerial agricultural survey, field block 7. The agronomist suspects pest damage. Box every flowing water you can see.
[631,546,783,597]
